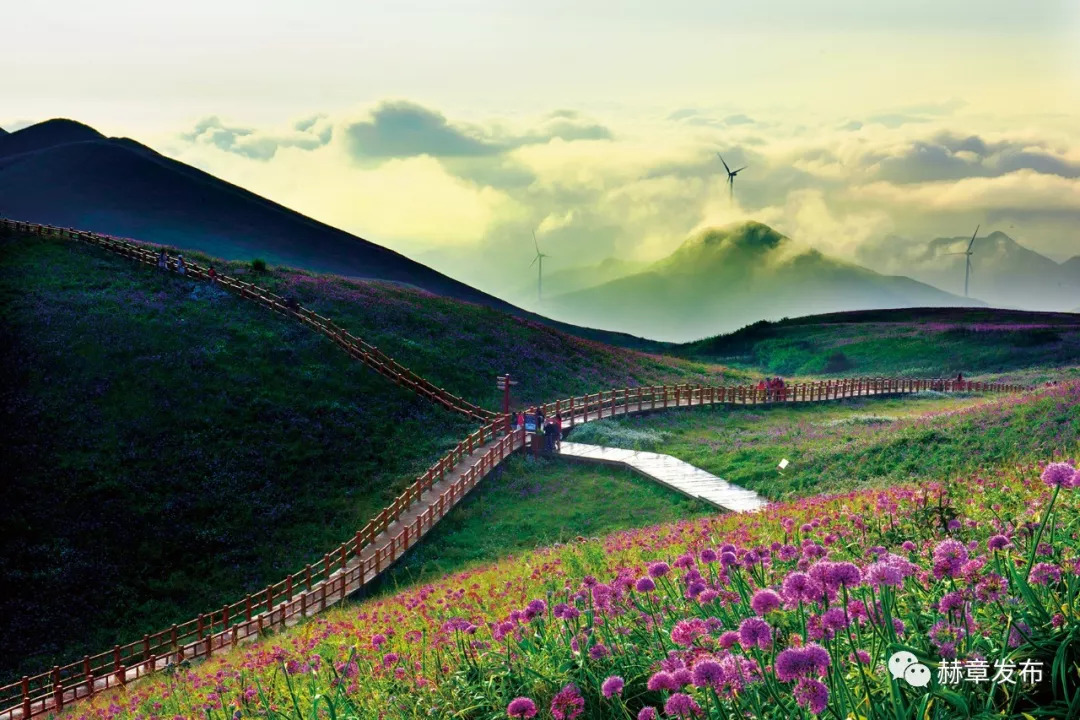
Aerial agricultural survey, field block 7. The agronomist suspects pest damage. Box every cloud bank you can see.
[166,99,1080,303]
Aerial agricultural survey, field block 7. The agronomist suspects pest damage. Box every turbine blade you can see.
[718,154,731,174]
[734,165,748,173]
[529,256,538,268]
[533,230,539,254]
[968,224,979,252]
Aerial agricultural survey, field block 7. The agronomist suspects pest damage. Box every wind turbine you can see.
[529,230,549,303]
[945,224,979,298]
[717,152,748,201]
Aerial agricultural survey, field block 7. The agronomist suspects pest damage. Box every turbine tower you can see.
[529,230,549,303]
[946,224,979,298]
[717,152,748,201]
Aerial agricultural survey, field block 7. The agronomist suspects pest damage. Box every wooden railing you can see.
[528,377,1023,424]
[0,218,1030,719]
[0,219,498,423]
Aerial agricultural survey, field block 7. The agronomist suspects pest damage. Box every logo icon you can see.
[889,651,931,688]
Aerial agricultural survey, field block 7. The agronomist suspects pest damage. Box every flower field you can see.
[64,460,1080,719]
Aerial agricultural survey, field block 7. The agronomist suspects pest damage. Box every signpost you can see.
[496,374,519,416]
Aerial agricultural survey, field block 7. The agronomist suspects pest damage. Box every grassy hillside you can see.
[0,232,737,681]
[566,381,1080,498]
[0,233,484,681]
[680,307,1080,378]
[376,456,714,592]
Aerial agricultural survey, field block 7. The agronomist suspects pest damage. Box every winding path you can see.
[0,219,1028,720]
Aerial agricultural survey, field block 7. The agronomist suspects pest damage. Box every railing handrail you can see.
[0,218,1032,719]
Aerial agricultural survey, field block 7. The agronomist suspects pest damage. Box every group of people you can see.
[510,410,563,452]
[756,376,787,401]
[156,249,218,281]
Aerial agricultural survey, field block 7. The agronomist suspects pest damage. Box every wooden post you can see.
[52,666,63,712]
[21,676,30,720]
[306,564,313,591]
[569,396,575,427]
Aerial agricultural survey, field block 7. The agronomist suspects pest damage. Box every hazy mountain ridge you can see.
[543,222,979,342]
[858,230,1079,312]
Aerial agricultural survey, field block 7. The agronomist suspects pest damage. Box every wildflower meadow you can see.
[64,459,1080,719]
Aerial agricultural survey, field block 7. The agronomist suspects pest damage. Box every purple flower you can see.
[671,618,708,647]
[638,708,658,720]
[824,562,862,590]
[775,644,831,682]
[691,659,725,688]
[793,677,830,714]
[507,697,538,718]
[636,576,657,593]
[648,562,671,578]
[601,675,624,698]
[932,539,969,579]
[975,573,1007,603]
[371,633,387,648]
[987,535,1011,551]
[738,617,773,650]
[647,671,679,691]
[550,683,585,720]
[1041,462,1075,489]
[750,589,782,615]
[588,643,611,660]
[1031,562,1062,586]
[700,548,718,563]
[524,599,547,620]
[782,572,821,604]
[663,693,702,718]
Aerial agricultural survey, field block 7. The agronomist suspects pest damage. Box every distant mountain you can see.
[510,256,649,306]
[542,222,979,342]
[858,230,1079,312]
[0,127,8,136]
[0,119,663,350]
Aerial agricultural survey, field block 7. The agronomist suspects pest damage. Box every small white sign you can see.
[778,458,790,471]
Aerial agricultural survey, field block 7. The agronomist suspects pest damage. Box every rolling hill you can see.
[543,222,977,341]
[0,119,661,350]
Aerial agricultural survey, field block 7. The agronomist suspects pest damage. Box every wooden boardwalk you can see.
[557,441,766,512]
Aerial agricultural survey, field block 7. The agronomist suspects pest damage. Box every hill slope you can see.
[0,119,659,349]
[544,222,976,341]
[680,306,1080,377]
[0,230,739,681]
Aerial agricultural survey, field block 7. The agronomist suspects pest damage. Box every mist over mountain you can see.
[0,119,663,349]
[508,256,649,307]
[541,222,979,342]
[856,230,1080,312]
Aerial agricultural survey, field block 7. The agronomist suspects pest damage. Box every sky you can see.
[3,1,1079,299]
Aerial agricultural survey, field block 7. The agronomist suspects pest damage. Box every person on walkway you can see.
[208,265,218,282]
[176,255,187,275]
[156,250,169,271]
[776,376,786,401]
[517,411,525,433]
[554,412,563,451]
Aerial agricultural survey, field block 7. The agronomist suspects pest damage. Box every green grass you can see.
[374,456,715,592]
[565,383,1080,499]
[680,308,1080,377]
[0,235,476,681]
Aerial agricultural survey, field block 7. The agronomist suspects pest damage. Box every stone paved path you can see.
[556,441,766,513]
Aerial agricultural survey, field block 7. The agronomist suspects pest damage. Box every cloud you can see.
[342,100,612,163]
[850,170,1080,212]
[169,99,1080,300]
[866,131,1080,183]
[182,115,332,161]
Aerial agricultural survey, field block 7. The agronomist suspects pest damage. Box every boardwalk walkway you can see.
[557,442,766,512]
